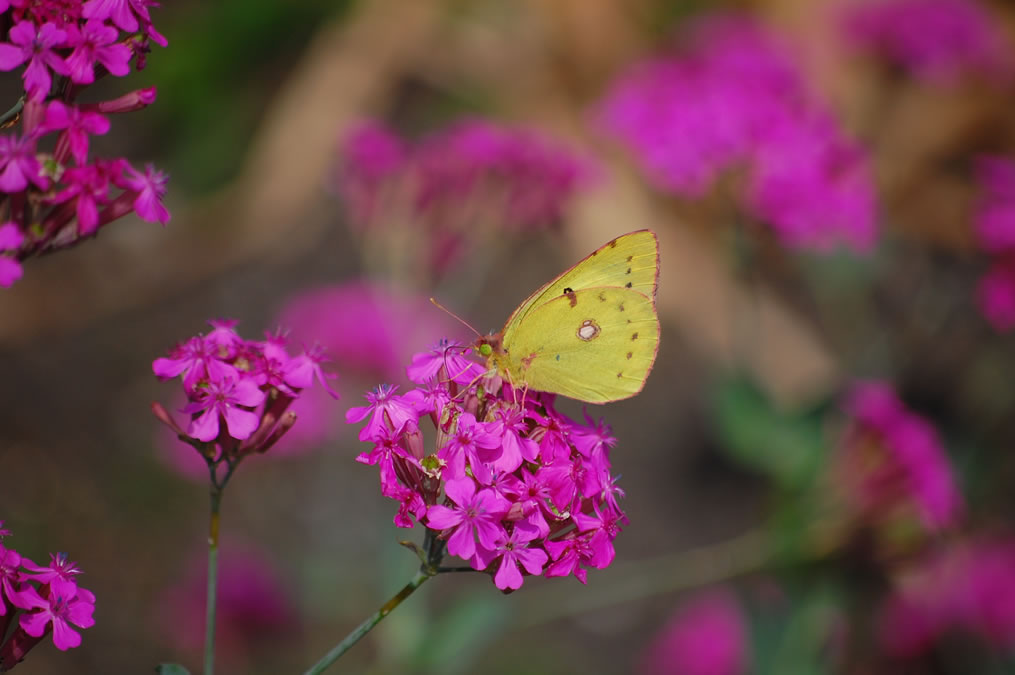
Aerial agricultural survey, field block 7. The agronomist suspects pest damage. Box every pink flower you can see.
[334,120,594,278]
[17,583,96,651]
[596,12,876,253]
[842,0,1013,85]
[0,545,24,615]
[840,381,963,531]
[639,590,749,675]
[974,156,1015,253]
[0,133,47,193]
[183,375,266,442]
[350,339,631,588]
[83,0,151,36]
[123,162,170,224]
[0,222,24,288]
[977,260,1015,332]
[278,283,467,384]
[65,19,131,84]
[407,338,485,386]
[426,478,510,560]
[345,384,418,442]
[0,21,69,101]
[20,553,82,593]
[283,344,339,399]
[436,412,503,483]
[41,101,110,165]
[880,538,1015,655]
[473,527,548,591]
[153,335,237,391]
[153,321,340,478]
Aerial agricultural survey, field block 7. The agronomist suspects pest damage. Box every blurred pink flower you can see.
[974,156,1015,255]
[334,119,595,280]
[278,281,464,383]
[880,538,1015,657]
[841,0,1013,85]
[160,543,298,668]
[976,260,1015,333]
[596,13,876,253]
[972,157,1015,332]
[639,589,749,675]
[841,381,963,531]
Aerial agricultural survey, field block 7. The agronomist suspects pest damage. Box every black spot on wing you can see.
[625,281,632,288]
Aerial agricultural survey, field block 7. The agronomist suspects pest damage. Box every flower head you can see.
[838,381,963,532]
[334,119,595,281]
[348,339,630,589]
[152,321,339,475]
[595,12,877,253]
[841,0,1013,85]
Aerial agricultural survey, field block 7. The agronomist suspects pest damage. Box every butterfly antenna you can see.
[430,297,481,338]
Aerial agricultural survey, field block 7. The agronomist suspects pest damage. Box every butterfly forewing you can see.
[502,286,660,403]
[501,230,659,344]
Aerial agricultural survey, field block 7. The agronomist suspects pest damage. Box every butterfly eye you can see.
[479,343,493,357]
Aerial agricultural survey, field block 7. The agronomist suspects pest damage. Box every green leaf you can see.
[710,376,828,490]
[154,664,191,675]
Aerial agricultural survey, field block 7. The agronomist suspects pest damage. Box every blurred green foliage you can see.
[142,0,354,194]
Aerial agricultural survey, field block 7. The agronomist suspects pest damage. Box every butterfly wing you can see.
[500,286,660,403]
[501,230,659,342]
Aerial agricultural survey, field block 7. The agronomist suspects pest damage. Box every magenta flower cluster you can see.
[972,156,1015,332]
[0,0,169,288]
[880,538,1015,656]
[0,521,95,670]
[336,119,594,278]
[596,13,877,253]
[346,340,627,590]
[841,0,1013,85]
[152,320,338,473]
[839,381,963,532]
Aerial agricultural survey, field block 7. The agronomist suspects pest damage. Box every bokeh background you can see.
[2,0,1015,673]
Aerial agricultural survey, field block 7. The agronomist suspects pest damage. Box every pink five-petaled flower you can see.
[84,0,149,34]
[21,553,83,595]
[0,545,23,615]
[17,583,96,651]
[123,162,170,225]
[0,222,24,287]
[65,19,131,85]
[182,375,266,442]
[0,133,48,193]
[473,527,548,591]
[437,412,503,484]
[406,338,485,386]
[283,344,339,399]
[41,101,111,166]
[345,384,417,442]
[0,21,69,101]
[426,478,510,560]
[153,335,238,392]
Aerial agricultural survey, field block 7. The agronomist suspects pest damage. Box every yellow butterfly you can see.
[477,230,660,403]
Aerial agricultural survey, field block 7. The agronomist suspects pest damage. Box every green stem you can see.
[302,530,445,674]
[0,97,23,128]
[514,528,775,628]
[204,484,223,675]
[301,570,433,675]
